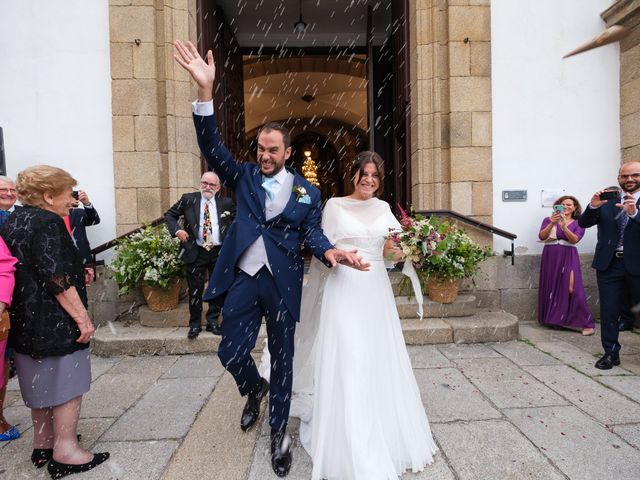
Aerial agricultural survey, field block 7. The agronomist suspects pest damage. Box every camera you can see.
[71,190,79,200]
[552,204,564,213]
[599,190,619,201]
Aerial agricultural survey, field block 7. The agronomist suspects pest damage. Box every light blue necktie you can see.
[262,176,278,201]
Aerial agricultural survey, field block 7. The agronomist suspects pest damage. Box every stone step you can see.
[139,293,479,328]
[93,309,518,356]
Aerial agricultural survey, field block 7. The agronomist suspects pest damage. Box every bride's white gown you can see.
[261,197,437,480]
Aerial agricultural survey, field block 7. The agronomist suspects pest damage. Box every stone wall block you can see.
[621,43,640,84]
[115,188,138,224]
[112,79,159,115]
[175,116,197,153]
[133,42,157,78]
[116,223,142,236]
[450,147,491,181]
[449,6,491,42]
[450,111,472,146]
[417,44,435,80]
[496,254,541,290]
[110,6,156,43]
[450,181,473,214]
[450,77,491,111]
[114,152,163,187]
[500,289,538,322]
[472,181,492,216]
[621,110,640,148]
[621,77,640,117]
[134,116,160,152]
[137,187,165,221]
[622,144,640,163]
[113,116,135,151]
[110,43,133,79]
[176,152,201,188]
[449,41,471,76]
[416,8,434,45]
[470,41,491,76]
[416,0,436,9]
[472,111,492,146]
[172,8,189,44]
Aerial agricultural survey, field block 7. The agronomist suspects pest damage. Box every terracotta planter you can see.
[140,279,181,312]
[427,277,460,304]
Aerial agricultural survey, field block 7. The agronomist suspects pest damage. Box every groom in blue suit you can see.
[174,40,368,477]
[579,161,640,370]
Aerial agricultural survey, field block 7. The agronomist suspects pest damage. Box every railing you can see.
[416,210,518,265]
[90,210,517,266]
[90,216,166,264]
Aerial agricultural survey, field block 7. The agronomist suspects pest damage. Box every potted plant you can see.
[389,209,493,303]
[111,224,185,311]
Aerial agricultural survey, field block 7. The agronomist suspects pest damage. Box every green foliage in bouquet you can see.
[111,224,184,295]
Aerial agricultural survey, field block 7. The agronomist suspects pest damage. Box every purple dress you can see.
[537,218,594,329]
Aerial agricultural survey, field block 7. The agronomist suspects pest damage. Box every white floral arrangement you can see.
[111,224,185,295]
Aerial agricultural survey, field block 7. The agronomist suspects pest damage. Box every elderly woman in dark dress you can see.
[0,165,109,478]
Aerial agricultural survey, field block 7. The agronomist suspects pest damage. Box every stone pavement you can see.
[2,320,640,479]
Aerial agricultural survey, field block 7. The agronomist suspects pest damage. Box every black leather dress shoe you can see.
[240,378,269,431]
[270,429,292,477]
[595,354,620,370]
[187,327,200,339]
[205,323,221,335]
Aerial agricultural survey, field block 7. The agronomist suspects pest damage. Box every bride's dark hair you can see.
[349,151,385,196]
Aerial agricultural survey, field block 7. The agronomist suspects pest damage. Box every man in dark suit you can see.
[68,190,100,285]
[164,171,235,338]
[174,39,367,477]
[579,161,640,369]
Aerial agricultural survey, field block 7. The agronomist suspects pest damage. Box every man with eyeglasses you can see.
[579,161,640,369]
[165,171,235,338]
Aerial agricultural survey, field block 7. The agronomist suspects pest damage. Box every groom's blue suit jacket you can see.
[194,113,333,321]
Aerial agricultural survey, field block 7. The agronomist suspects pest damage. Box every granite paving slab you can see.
[618,353,640,375]
[533,341,628,376]
[598,375,640,403]
[455,358,568,408]
[81,373,160,418]
[160,353,225,379]
[438,343,502,360]
[505,406,640,480]
[81,440,179,480]
[91,355,122,380]
[490,341,562,366]
[109,355,178,376]
[101,376,216,441]
[432,420,565,480]
[162,373,260,480]
[407,345,453,369]
[612,424,640,449]
[518,323,558,343]
[524,365,640,425]
[414,368,501,423]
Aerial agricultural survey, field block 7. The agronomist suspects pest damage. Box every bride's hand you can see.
[325,249,371,271]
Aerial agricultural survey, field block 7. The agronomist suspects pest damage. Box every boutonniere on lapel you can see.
[220,210,231,218]
[292,185,311,204]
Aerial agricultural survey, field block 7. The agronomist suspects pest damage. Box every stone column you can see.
[409,0,492,225]
[603,0,640,164]
[109,0,201,236]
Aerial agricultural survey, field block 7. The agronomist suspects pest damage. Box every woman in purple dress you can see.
[538,195,595,335]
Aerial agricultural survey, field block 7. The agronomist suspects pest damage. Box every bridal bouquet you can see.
[388,207,493,297]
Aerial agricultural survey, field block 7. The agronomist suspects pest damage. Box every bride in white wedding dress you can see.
[261,151,437,479]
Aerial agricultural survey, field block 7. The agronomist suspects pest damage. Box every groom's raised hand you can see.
[325,249,370,271]
[173,40,215,102]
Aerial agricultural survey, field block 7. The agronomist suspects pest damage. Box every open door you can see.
[197,1,245,166]
[391,0,412,209]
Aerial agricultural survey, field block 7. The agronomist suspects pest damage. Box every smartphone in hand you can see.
[552,204,564,213]
[599,190,619,201]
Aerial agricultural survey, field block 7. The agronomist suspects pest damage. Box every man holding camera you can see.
[67,190,100,285]
[164,172,235,338]
[579,161,640,369]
